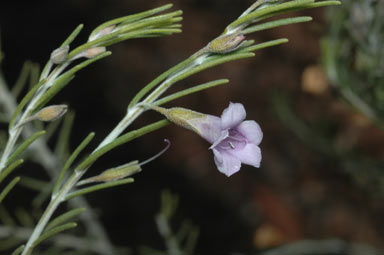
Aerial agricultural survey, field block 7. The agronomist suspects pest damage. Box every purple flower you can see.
[150,102,263,176]
[189,102,262,176]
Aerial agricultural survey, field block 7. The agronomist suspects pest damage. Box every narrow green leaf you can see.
[55,111,75,160]
[35,51,111,111]
[115,10,182,34]
[9,78,47,129]
[100,27,182,47]
[12,61,32,97]
[32,222,77,248]
[120,4,176,27]
[255,1,341,23]
[0,238,21,251]
[65,178,134,200]
[19,175,49,191]
[61,24,84,48]
[29,62,40,89]
[243,16,312,34]
[40,24,83,79]
[40,25,83,79]
[184,225,199,254]
[130,40,259,108]
[19,176,50,212]
[45,208,85,232]
[228,0,314,29]
[0,159,23,184]
[14,206,35,227]
[6,130,46,167]
[154,79,229,106]
[0,177,20,203]
[89,4,174,39]
[45,116,63,141]
[306,1,341,8]
[53,132,95,195]
[12,245,25,255]
[64,50,111,77]
[31,186,51,210]
[39,62,53,83]
[76,120,169,171]
[156,52,254,92]
[238,38,289,53]
[34,75,75,113]
[69,11,181,58]
[40,24,84,79]
[0,205,16,225]
[128,57,195,108]
[0,113,8,123]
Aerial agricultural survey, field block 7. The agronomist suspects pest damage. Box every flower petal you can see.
[231,143,261,168]
[213,148,242,176]
[221,102,246,129]
[188,115,221,143]
[209,130,228,149]
[236,120,263,145]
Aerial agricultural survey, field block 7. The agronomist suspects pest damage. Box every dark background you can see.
[1,0,384,254]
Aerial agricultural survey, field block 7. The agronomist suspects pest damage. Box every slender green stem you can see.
[21,120,169,255]
[21,170,81,255]
[0,62,69,174]
[53,132,95,195]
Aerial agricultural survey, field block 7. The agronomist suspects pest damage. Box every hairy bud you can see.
[83,47,106,58]
[89,25,116,41]
[207,33,246,54]
[35,104,68,122]
[50,45,69,64]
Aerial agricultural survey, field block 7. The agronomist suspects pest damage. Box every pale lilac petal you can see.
[209,130,228,149]
[231,143,261,168]
[213,148,242,176]
[188,115,221,143]
[221,102,246,129]
[236,120,263,145]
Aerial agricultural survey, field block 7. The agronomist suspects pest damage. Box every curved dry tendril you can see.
[139,139,171,166]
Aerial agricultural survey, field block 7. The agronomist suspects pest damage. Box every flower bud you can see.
[77,139,170,186]
[35,104,68,122]
[83,47,106,58]
[147,105,206,132]
[77,161,141,186]
[50,45,69,64]
[88,25,116,41]
[207,33,246,54]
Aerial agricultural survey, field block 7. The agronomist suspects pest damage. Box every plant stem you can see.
[21,170,82,255]
[0,63,69,174]
[1,72,115,254]
[97,56,199,149]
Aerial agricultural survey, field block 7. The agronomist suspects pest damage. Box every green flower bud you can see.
[35,104,68,122]
[206,33,246,54]
[147,105,206,132]
[50,45,69,64]
[83,47,106,58]
[77,139,170,186]
[77,161,141,185]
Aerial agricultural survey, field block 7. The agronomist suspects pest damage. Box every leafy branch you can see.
[0,3,182,176]
[0,1,341,254]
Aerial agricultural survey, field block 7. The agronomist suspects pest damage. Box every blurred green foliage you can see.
[322,0,384,128]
